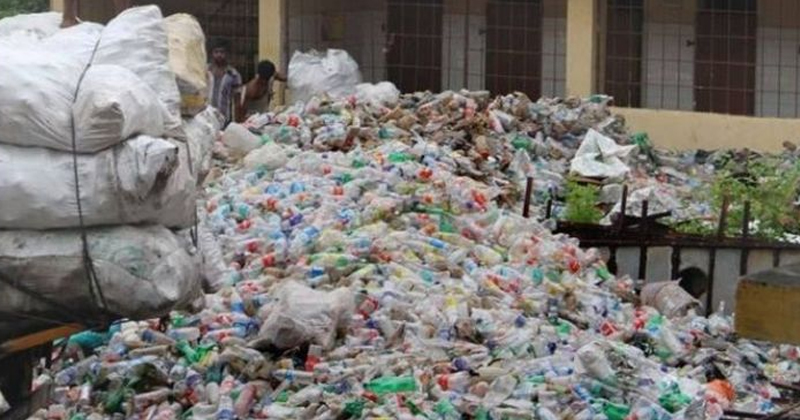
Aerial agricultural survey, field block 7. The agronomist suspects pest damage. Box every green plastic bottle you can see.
[364,376,418,395]
[603,402,631,420]
[658,385,691,413]
[176,341,215,365]
[387,152,412,163]
[343,400,365,418]
[511,135,532,151]
[434,400,460,419]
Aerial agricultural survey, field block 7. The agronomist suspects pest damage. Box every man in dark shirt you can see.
[207,39,242,126]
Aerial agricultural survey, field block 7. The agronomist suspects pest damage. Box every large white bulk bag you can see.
[0,226,202,342]
[184,106,223,181]
[75,64,167,150]
[165,13,208,117]
[0,11,61,39]
[0,136,196,230]
[95,6,183,137]
[288,49,362,104]
[0,23,100,151]
[0,7,181,152]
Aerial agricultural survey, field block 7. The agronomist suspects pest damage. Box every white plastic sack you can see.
[0,23,101,151]
[0,226,201,341]
[288,49,362,104]
[356,82,400,107]
[0,11,60,39]
[222,123,262,156]
[95,6,183,138]
[569,129,636,179]
[165,14,208,117]
[184,106,223,181]
[255,282,354,350]
[244,142,288,171]
[75,64,166,150]
[196,210,229,292]
[0,136,196,230]
[0,7,181,152]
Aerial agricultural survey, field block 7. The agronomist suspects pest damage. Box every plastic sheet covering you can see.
[0,226,201,342]
[0,136,196,230]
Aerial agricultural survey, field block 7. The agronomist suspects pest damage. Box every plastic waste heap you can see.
[8,42,800,420]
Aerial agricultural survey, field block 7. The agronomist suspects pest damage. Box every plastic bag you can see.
[254,281,354,350]
[355,82,400,107]
[244,142,288,171]
[288,49,362,104]
[222,123,263,157]
[570,129,636,179]
[0,226,202,342]
[0,136,196,230]
[164,14,208,117]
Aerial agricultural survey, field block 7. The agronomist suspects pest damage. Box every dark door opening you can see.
[386,0,444,93]
[485,0,543,99]
[604,0,644,107]
[694,0,757,115]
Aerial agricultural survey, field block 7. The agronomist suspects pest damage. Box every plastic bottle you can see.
[141,329,176,346]
[55,356,99,386]
[437,372,471,393]
[364,376,418,395]
[215,395,234,420]
[233,384,256,418]
[168,327,201,342]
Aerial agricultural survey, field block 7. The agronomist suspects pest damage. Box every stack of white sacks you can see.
[0,6,218,339]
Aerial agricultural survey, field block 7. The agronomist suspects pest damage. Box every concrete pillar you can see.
[50,0,65,12]
[566,0,597,97]
[259,0,285,105]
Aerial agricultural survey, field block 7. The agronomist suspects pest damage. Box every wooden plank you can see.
[0,324,83,358]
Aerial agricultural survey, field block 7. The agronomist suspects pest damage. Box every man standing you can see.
[236,59,287,122]
[61,0,130,28]
[208,39,242,126]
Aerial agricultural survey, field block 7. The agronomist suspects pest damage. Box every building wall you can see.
[286,0,566,96]
[623,0,800,118]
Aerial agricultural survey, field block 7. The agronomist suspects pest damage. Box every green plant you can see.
[676,158,800,240]
[564,180,603,224]
[0,0,48,19]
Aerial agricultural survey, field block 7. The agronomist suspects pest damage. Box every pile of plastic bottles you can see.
[29,93,800,420]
